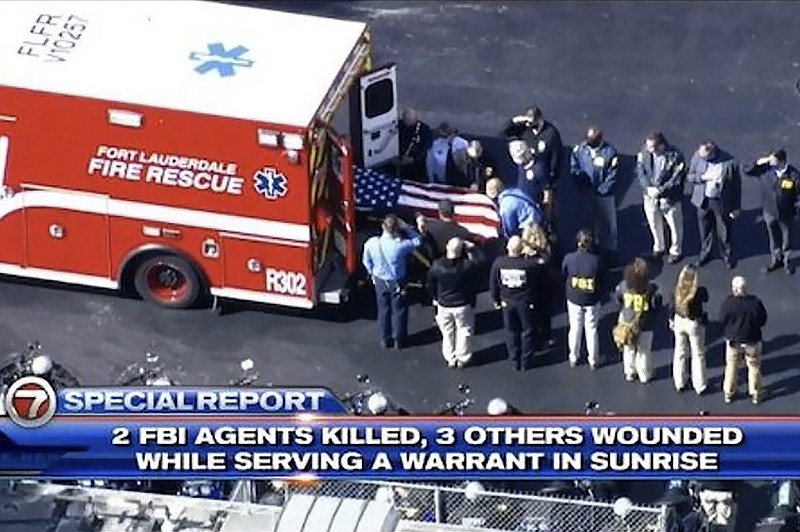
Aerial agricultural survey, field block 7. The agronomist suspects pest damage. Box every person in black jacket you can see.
[719,276,768,404]
[396,108,433,182]
[465,140,498,192]
[686,140,741,269]
[490,236,549,372]
[668,264,709,395]
[419,199,474,258]
[636,132,687,264]
[745,149,800,274]
[427,238,483,369]
[562,229,604,369]
[502,105,563,186]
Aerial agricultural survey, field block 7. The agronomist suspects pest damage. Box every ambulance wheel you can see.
[134,255,201,309]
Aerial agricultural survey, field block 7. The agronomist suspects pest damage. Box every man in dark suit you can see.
[745,149,800,274]
[686,140,741,269]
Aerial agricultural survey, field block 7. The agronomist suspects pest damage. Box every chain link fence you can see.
[238,479,665,532]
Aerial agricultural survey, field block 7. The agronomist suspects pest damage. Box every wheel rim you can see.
[145,263,188,303]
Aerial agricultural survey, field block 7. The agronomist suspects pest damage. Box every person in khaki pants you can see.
[719,276,768,404]
[427,238,483,368]
[668,264,709,395]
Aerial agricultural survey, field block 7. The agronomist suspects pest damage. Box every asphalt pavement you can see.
[1,0,800,526]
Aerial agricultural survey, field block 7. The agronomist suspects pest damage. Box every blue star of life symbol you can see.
[189,43,254,77]
[254,168,289,200]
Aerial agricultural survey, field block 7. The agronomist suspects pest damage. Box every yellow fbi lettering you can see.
[623,292,649,313]
[570,276,595,292]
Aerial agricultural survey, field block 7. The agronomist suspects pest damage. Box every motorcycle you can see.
[114,351,179,386]
[0,341,81,389]
[230,358,260,386]
[340,374,398,415]
[434,383,473,416]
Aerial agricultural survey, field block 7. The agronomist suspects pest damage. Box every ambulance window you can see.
[364,79,394,119]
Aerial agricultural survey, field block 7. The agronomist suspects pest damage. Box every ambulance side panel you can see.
[0,130,24,266]
[0,86,315,306]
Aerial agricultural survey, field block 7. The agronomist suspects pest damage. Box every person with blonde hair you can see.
[669,264,709,394]
[719,276,768,404]
[613,258,662,383]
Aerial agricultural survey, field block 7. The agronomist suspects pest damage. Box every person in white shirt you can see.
[426,122,469,185]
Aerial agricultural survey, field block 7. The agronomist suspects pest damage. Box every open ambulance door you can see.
[350,63,399,169]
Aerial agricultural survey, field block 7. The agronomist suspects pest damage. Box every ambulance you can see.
[0,1,400,309]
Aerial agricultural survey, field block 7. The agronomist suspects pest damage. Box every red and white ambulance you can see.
[0,1,401,309]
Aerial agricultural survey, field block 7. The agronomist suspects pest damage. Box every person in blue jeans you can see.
[362,214,424,349]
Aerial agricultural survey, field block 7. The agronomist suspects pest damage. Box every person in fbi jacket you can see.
[562,229,605,370]
[686,140,741,269]
[362,214,424,350]
[635,131,687,264]
[570,126,620,260]
[489,236,549,372]
[744,149,800,275]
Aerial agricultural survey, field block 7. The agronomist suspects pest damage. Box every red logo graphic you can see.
[4,376,57,428]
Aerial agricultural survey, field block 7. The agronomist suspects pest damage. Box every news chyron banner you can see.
[1,376,798,479]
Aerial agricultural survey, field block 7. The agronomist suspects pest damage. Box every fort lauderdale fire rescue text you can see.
[87,145,245,195]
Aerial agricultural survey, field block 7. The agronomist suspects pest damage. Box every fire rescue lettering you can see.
[87,145,244,195]
[17,14,88,63]
[266,268,307,297]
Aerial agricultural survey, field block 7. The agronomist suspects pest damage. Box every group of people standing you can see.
[363,104,793,405]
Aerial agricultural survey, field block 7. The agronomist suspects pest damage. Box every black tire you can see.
[133,254,202,309]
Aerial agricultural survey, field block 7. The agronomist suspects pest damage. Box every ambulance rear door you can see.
[350,64,399,169]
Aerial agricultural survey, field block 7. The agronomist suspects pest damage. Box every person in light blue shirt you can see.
[426,122,469,185]
[362,214,424,349]
[485,178,544,239]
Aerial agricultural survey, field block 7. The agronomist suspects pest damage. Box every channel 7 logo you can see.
[3,376,57,428]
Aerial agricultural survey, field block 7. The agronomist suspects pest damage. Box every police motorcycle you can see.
[0,340,81,391]
[754,481,800,532]
[340,374,406,415]
[433,383,474,416]
[114,350,179,386]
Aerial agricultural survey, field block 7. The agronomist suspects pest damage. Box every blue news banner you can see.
[1,386,799,479]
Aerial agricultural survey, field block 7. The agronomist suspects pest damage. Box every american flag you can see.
[354,167,501,240]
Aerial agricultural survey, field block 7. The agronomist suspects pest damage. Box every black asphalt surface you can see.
[2,0,799,526]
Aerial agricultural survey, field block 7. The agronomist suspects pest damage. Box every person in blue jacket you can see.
[570,126,619,259]
[485,178,544,239]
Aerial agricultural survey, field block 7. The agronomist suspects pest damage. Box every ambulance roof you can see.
[0,1,368,127]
